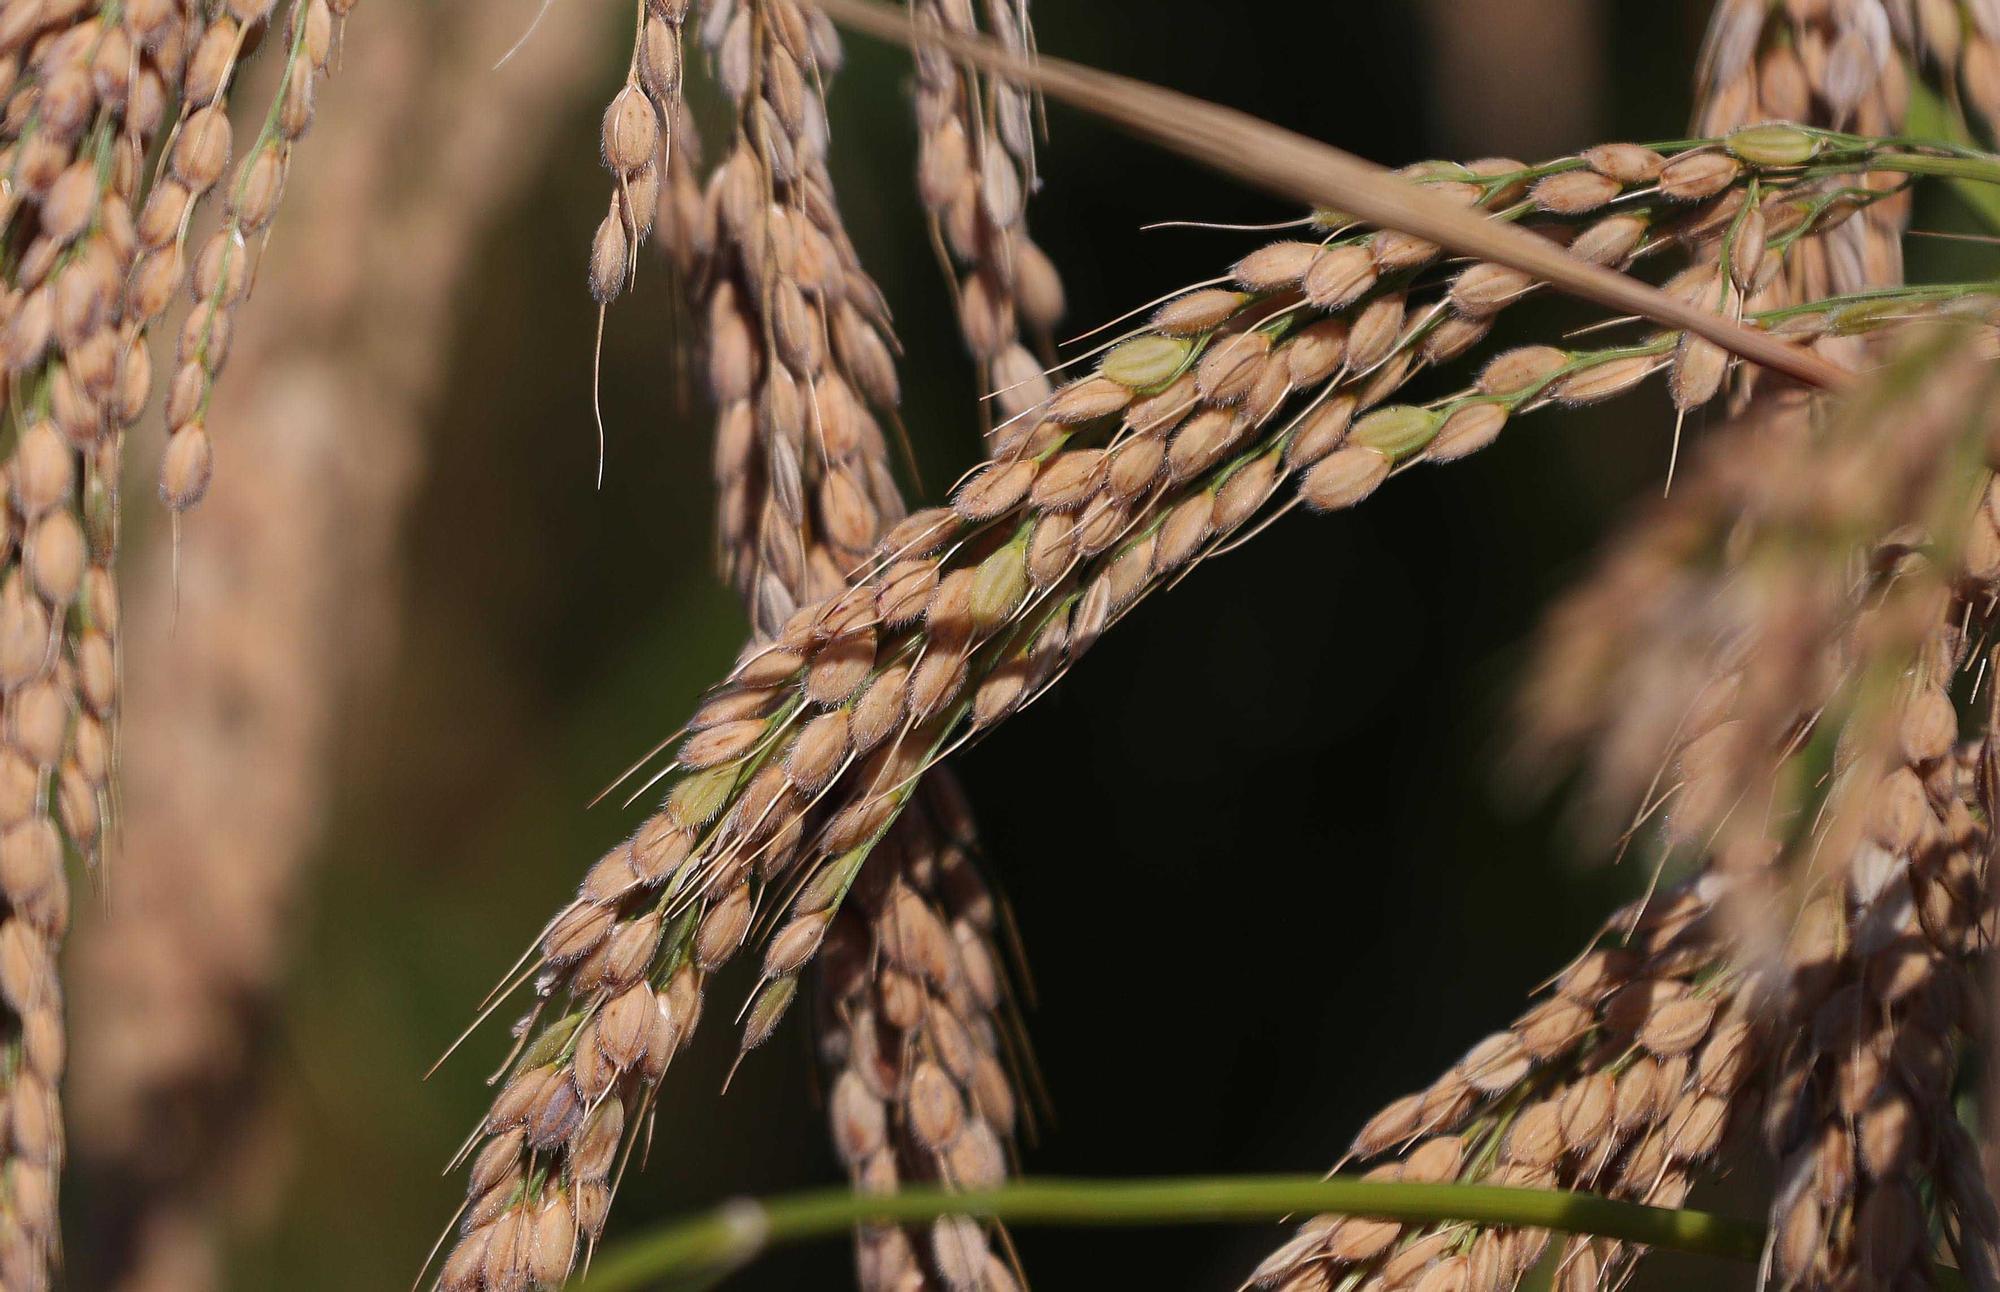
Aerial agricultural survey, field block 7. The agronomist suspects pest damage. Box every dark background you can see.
[69,2,1977,1287]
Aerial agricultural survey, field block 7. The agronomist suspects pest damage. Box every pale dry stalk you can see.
[63,1,614,1288]
[818,0,1850,391]
[435,127,1956,1288]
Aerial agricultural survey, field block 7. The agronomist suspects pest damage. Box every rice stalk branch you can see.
[575,1175,1778,1292]
[1909,80,2000,234]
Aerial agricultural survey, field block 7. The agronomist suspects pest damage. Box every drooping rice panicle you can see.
[1248,871,1759,1292]
[687,5,1036,1284]
[687,0,908,640]
[908,0,1065,440]
[64,1,610,1285]
[0,1,353,1283]
[146,0,352,518]
[1756,340,2000,1290]
[1522,324,2000,1288]
[433,125,1995,1289]
[816,776,1028,1292]
[462,5,1032,1287]
[586,0,687,310]
[1762,736,1991,1290]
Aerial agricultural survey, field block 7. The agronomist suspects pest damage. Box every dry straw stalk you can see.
[816,0,1852,389]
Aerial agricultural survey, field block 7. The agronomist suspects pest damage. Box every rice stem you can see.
[1908,82,2000,237]
[578,1174,1803,1290]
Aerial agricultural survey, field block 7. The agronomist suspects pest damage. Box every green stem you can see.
[1868,151,2000,184]
[576,1176,1767,1290]
[1908,81,2000,235]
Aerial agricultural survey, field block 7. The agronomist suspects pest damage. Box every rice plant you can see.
[17,0,2000,1289]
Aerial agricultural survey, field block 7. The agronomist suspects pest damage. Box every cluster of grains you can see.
[1764,730,1998,1287]
[679,6,1033,1283]
[687,0,910,640]
[1522,325,2000,897]
[0,0,350,1284]
[434,811,699,1292]
[586,0,685,306]
[908,0,1064,438]
[1253,354,2000,1289]
[816,778,1025,1292]
[1753,343,2000,1288]
[1696,0,1907,300]
[435,690,1027,1292]
[1268,411,2000,1287]
[1252,369,2000,1290]
[442,130,1958,1289]
[1249,876,1761,1292]
[60,0,615,1284]
[141,0,350,516]
[1521,327,2000,1285]
[446,6,1035,1286]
